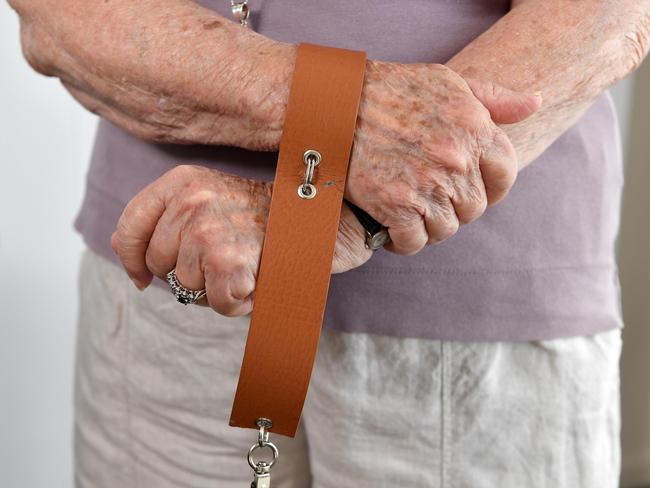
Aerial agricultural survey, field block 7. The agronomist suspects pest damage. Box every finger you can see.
[465,78,542,125]
[111,190,166,290]
[145,210,182,279]
[383,218,428,255]
[173,237,206,293]
[480,127,519,205]
[332,205,373,273]
[422,192,461,245]
[203,251,256,317]
[449,162,488,225]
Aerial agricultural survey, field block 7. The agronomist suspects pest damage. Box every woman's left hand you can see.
[111,165,372,317]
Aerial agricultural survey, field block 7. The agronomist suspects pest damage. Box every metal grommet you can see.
[303,150,321,166]
[298,183,317,199]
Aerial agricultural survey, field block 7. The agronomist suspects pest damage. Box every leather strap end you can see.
[229,43,367,437]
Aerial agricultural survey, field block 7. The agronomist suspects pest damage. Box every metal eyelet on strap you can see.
[298,150,321,199]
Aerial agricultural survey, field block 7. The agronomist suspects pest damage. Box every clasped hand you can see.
[112,62,540,316]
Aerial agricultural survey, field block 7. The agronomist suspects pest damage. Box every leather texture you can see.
[229,43,367,437]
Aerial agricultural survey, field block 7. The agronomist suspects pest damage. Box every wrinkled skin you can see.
[9,0,540,256]
[111,61,541,317]
[111,165,371,316]
[12,0,650,317]
[346,61,540,255]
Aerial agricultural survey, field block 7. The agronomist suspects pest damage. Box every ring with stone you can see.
[165,268,207,305]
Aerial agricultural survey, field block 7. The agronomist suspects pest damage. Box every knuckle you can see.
[442,217,460,240]
[425,195,460,245]
[488,130,518,187]
[229,275,255,302]
[177,189,215,219]
[470,193,488,220]
[388,223,427,256]
[205,280,250,318]
[167,164,202,182]
[420,150,469,179]
[428,216,459,245]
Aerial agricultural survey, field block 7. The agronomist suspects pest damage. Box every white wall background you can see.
[0,4,96,487]
[0,3,646,487]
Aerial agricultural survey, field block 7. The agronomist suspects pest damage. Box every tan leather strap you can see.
[229,43,367,437]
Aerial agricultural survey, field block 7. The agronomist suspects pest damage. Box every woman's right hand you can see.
[345,61,542,255]
[110,165,372,317]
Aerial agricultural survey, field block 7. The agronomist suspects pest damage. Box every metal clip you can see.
[251,463,271,488]
[248,419,278,488]
[298,150,321,199]
[230,0,250,27]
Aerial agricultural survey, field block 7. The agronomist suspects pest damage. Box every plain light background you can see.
[1,5,96,487]
[0,2,648,487]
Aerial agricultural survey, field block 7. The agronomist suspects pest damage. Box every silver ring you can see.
[247,441,279,471]
[165,268,206,305]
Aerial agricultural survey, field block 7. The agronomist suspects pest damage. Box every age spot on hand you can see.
[203,20,222,30]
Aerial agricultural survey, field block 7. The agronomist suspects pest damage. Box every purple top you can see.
[75,0,624,341]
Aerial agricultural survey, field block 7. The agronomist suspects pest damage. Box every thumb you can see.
[465,78,542,125]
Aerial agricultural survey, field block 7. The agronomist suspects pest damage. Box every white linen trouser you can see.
[74,249,622,488]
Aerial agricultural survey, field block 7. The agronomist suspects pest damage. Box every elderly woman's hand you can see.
[110,165,371,316]
[346,61,542,255]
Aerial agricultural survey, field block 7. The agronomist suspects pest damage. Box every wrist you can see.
[234,36,297,151]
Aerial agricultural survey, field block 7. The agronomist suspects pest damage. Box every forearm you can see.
[9,0,296,149]
[447,0,650,168]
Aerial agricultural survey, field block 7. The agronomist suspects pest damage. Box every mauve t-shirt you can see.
[74,0,624,341]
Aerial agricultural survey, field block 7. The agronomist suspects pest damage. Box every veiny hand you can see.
[111,165,371,316]
[345,61,542,255]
